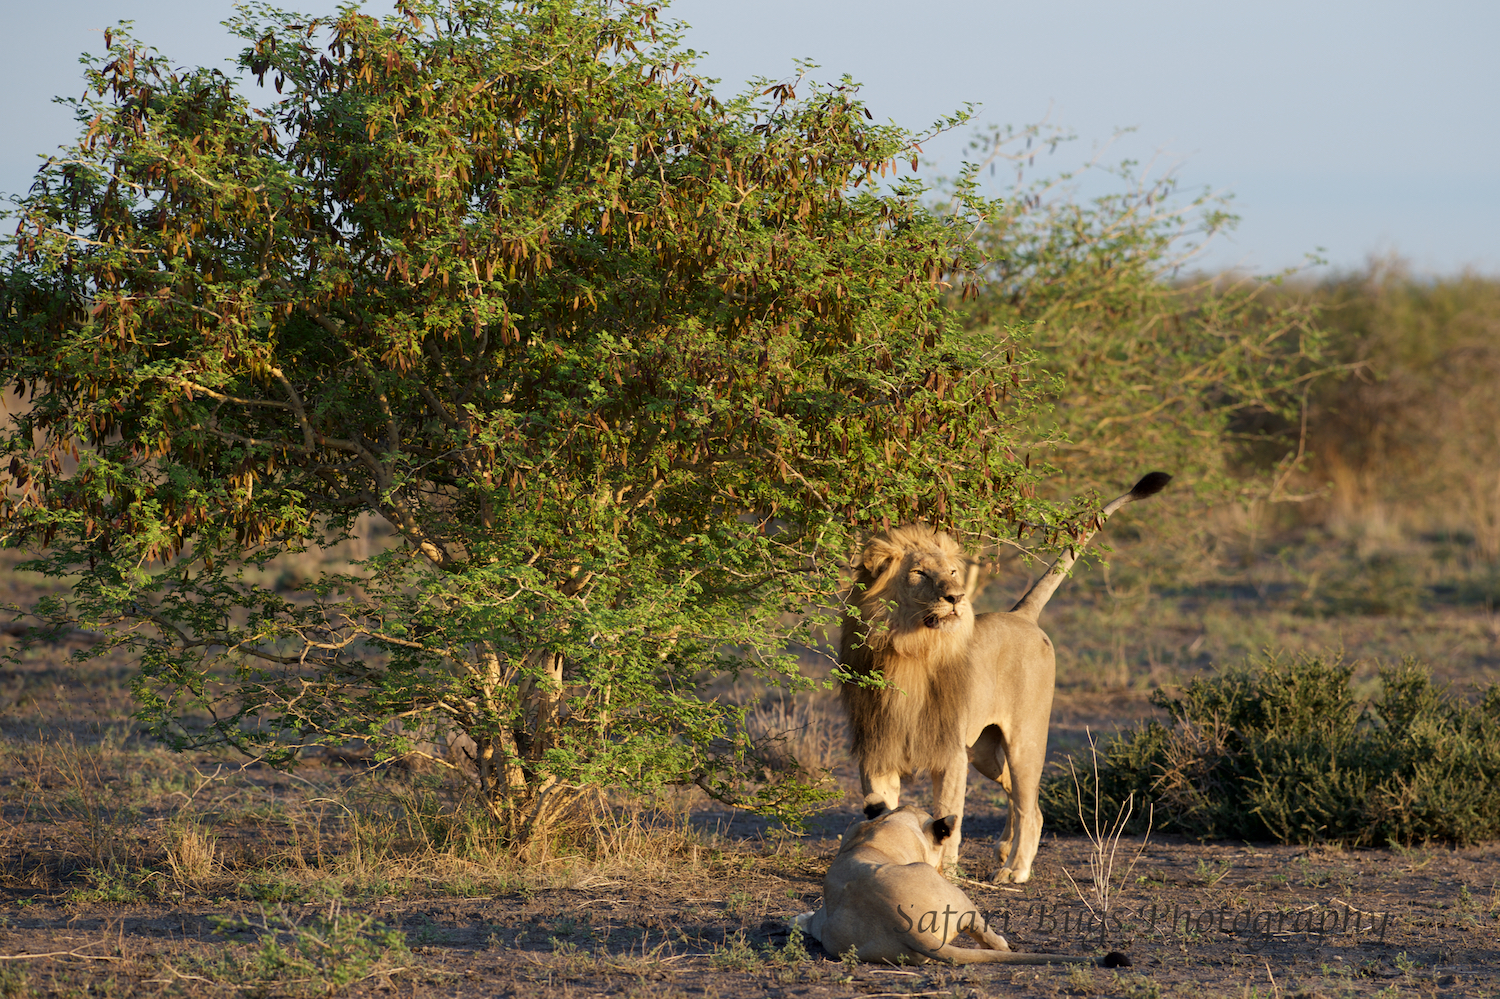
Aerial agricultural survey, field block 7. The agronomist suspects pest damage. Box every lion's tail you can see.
[1009,472,1172,623]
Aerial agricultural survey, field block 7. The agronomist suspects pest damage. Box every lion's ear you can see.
[859,537,902,578]
[929,814,958,844]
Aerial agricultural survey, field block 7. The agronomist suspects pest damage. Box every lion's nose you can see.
[944,592,964,607]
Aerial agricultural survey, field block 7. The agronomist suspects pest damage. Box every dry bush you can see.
[1146,713,1236,823]
[15,735,145,874]
[1059,730,1152,948]
[1301,264,1500,556]
[322,774,715,892]
[0,717,727,903]
[743,692,847,776]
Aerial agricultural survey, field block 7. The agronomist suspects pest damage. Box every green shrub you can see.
[1041,651,1500,845]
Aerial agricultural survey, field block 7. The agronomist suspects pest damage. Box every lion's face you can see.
[894,546,970,633]
[850,525,974,654]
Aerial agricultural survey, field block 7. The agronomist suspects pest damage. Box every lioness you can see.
[795,803,1097,965]
[841,473,1171,883]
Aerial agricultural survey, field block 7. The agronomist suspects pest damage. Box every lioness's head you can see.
[848,525,974,655]
[840,802,956,868]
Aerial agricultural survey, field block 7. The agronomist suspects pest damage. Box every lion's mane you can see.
[840,525,976,778]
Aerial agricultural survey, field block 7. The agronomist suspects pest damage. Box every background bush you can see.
[1300,263,1500,556]
[1041,650,1500,846]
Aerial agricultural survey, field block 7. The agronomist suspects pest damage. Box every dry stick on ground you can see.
[1059,727,1153,950]
[0,945,120,962]
[954,875,1022,894]
[145,968,213,986]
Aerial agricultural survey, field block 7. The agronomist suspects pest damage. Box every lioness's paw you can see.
[993,867,1032,884]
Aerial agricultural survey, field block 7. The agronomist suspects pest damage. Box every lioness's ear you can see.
[929,814,958,844]
[859,537,902,578]
[863,797,890,821]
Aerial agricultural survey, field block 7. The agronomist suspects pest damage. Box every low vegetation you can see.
[1042,651,1500,846]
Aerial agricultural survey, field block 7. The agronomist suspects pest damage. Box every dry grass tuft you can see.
[166,824,218,884]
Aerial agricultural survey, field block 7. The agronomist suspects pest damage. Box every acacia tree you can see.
[954,124,1328,545]
[0,1,1069,838]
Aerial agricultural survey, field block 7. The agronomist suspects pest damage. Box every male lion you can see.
[840,472,1171,883]
[795,803,1105,965]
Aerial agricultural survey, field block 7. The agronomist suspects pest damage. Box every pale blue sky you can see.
[4,1,1496,276]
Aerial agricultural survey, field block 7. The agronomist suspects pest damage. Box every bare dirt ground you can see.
[2,548,1499,998]
[0,773,1496,998]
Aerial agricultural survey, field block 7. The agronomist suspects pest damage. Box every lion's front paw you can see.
[993,866,1032,884]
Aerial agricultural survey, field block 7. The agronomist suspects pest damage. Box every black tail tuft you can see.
[1100,951,1133,968]
[1129,472,1172,499]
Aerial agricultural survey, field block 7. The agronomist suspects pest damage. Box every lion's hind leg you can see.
[969,724,1012,805]
[996,756,1014,855]
[917,943,1094,966]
